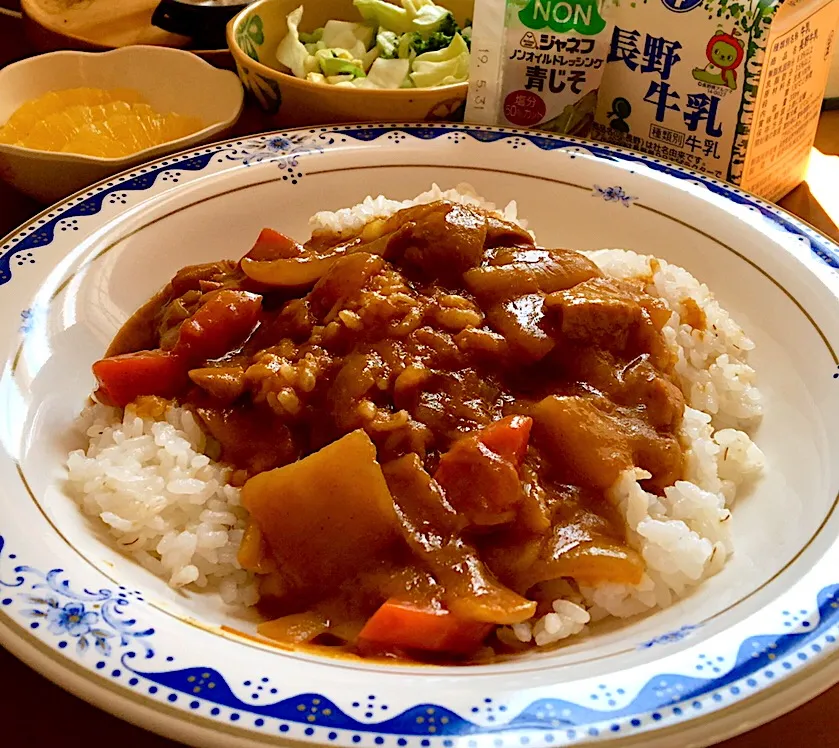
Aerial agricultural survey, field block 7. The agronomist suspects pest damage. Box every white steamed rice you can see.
[310,182,528,236]
[67,186,764,646]
[508,249,765,645]
[68,405,259,606]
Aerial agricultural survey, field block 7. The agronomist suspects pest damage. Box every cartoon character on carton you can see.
[692,28,745,90]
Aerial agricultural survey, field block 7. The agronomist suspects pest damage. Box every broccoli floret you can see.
[397,30,452,57]
[433,12,459,37]
[397,31,422,58]
[394,5,464,58]
[419,30,456,54]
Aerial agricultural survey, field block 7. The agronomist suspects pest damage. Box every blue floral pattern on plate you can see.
[18,308,34,334]
[593,186,637,206]
[2,124,838,288]
[3,539,154,659]
[223,133,323,168]
[638,625,700,649]
[3,533,839,741]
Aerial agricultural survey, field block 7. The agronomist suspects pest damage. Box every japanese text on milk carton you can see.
[467,0,839,201]
[736,0,838,198]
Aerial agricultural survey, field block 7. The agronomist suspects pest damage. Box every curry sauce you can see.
[95,201,684,663]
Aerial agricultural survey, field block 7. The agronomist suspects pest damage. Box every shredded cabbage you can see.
[377,29,400,59]
[327,74,357,85]
[299,28,323,44]
[276,6,319,79]
[362,45,381,70]
[275,0,468,88]
[367,57,411,88]
[353,0,413,34]
[321,57,367,78]
[409,0,454,34]
[410,33,469,88]
[321,20,375,51]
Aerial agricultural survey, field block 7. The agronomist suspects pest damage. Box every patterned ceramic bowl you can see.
[0,46,244,203]
[226,0,472,126]
[1,123,838,748]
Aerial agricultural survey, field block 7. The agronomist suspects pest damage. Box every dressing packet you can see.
[466,0,839,200]
[466,0,616,135]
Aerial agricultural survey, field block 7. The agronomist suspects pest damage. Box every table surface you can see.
[1,5,839,746]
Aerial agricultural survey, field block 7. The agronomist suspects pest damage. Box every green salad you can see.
[276,0,471,89]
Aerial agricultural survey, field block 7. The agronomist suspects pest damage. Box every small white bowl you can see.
[0,46,244,203]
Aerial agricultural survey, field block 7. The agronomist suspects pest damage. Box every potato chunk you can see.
[242,429,400,593]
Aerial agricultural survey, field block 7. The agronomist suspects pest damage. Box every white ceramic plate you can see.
[1,124,838,748]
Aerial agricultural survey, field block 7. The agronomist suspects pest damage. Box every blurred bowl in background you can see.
[0,46,244,204]
[226,0,472,127]
[151,0,255,51]
[20,0,236,68]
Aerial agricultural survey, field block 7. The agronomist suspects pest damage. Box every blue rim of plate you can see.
[2,123,838,286]
[1,122,839,747]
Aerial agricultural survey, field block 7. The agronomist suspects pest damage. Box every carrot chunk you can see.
[92,350,188,407]
[244,228,305,262]
[358,599,492,656]
[173,289,262,362]
[479,415,533,467]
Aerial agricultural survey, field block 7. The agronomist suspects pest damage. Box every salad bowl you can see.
[227,0,472,125]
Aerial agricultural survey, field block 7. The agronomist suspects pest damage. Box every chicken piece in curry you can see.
[93,201,685,664]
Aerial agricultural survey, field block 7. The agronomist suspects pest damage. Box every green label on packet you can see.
[464,0,613,133]
[518,0,607,35]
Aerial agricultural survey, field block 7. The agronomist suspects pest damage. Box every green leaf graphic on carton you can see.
[518,0,606,35]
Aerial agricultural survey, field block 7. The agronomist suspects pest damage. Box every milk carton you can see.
[466,0,839,200]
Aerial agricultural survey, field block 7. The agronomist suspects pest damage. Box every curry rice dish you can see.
[68,185,765,664]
